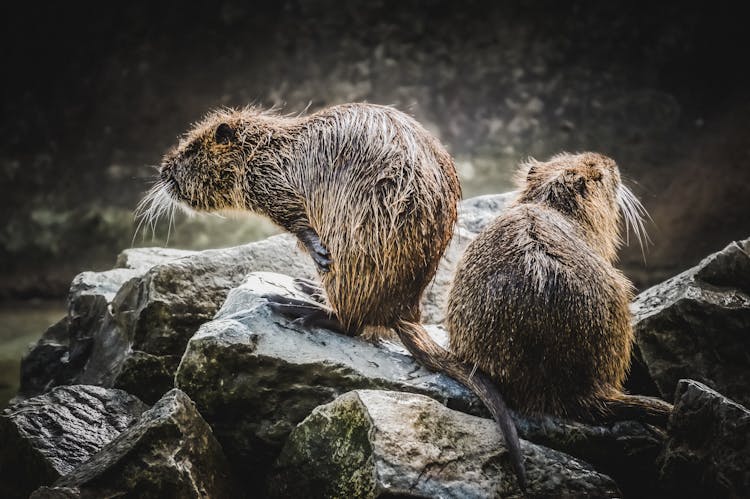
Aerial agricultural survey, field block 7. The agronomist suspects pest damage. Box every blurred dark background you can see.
[1,0,749,300]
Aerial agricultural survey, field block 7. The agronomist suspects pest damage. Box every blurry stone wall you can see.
[2,0,748,298]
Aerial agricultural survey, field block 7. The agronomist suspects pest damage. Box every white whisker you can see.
[133,180,177,246]
[165,204,175,246]
[617,184,652,261]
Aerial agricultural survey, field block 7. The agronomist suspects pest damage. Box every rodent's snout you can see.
[158,157,183,199]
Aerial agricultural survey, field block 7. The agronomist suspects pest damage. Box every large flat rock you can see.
[176,271,665,494]
[270,390,620,498]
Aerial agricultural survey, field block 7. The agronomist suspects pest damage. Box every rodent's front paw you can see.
[311,246,332,273]
[297,227,332,273]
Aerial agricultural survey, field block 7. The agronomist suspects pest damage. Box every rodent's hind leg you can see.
[293,277,326,304]
[296,227,332,273]
[264,293,346,335]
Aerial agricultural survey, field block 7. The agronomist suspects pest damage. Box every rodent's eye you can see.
[215,123,235,144]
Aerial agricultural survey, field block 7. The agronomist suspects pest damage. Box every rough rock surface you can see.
[31,389,235,499]
[104,234,315,403]
[0,385,147,499]
[270,390,621,498]
[515,413,665,498]
[20,235,315,404]
[660,379,750,498]
[633,237,750,405]
[17,247,194,401]
[176,271,664,494]
[175,272,483,487]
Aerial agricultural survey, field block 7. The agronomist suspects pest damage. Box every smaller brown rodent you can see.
[446,152,671,424]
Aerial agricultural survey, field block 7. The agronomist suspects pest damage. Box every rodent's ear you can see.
[214,123,236,144]
[588,168,603,182]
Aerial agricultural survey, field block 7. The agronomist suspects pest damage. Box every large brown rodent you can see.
[446,152,671,425]
[140,103,527,488]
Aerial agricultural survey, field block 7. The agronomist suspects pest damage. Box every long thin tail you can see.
[394,320,527,491]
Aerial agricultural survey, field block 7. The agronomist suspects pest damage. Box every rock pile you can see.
[1,195,747,498]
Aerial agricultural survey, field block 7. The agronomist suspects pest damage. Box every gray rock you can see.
[270,390,621,498]
[31,389,236,499]
[114,247,196,273]
[175,272,484,487]
[18,247,191,401]
[456,192,517,234]
[515,412,665,498]
[103,234,315,403]
[633,238,750,405]
[19,235,315,405]
[0,385,147,499]
[660,379,750,498]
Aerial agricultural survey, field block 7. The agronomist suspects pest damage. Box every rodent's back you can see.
[290,104,461,331]
[447,203,633,418]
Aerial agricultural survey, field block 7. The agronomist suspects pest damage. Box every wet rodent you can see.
[446,152,672,425]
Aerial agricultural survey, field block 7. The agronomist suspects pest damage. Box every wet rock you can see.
[660,379,750,498]
[633,238,750,405]
[18,248,193,401]
[175,271,483,487]
[456,192,516,234]
[19,236,315,405]
[31,389,235,499]
[270,390,621,498]
[114,247,196,272]
[516,412,665,498]
[0,385,147,499]
[104,234,315,403]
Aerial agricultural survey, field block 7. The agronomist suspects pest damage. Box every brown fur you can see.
[154,103,459,333]
[446,152,672,424]
[143,103,527,488]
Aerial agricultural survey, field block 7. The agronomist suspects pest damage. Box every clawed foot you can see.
[297,228,332,273]
[293,277,326,304]
[309,239,332,274]
[263,293,346,334]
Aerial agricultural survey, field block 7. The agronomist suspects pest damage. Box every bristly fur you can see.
[139,103,529,488]
[145,103,462,332]
[448,152,671,425]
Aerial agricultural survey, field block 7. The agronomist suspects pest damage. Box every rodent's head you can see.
[515,152,649,261]
[158,108,255,213]
[137,107,289,230]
